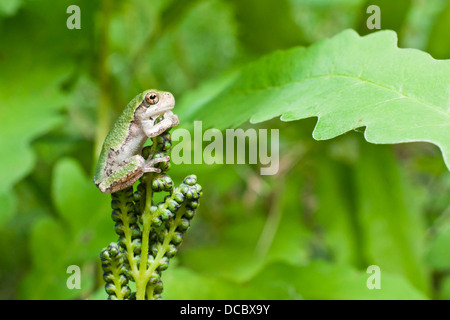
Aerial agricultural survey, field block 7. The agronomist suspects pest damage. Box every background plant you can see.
[100,130,202,300]
[0,0,449,300]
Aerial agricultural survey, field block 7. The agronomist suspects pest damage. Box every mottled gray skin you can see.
[94,90,179,193]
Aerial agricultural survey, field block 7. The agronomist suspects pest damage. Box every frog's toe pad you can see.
[145,156,170,166]
[143,167,162,173]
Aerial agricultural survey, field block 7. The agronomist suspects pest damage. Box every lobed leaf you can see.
[177,29,450,169]
[20,158,114,299]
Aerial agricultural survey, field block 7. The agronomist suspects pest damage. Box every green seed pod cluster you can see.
[110,186,142,254]
[155,131,172,152]
[141,145,152,160]
[151,174,174,193]
[100,243,131,300]
[142,174,202,299]
[147,270,164,300]
[100,129,202,300]
[133,179,147,215]
[164,176,202,255]
[154,152,171,171]
[181,175,203,200]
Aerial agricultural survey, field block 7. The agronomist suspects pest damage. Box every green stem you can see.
[254,182,285,259]
[135,173,155,300]
[109,259,125,300]
[136,185,185,299]
[144,202,185,280]
[101,130,201,300]
[146,285,155,300]
[115,191,139,279]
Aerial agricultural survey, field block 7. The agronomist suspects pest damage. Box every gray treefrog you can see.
[94,90,179,193]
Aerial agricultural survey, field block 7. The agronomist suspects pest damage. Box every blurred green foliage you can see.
[0,0,449,300]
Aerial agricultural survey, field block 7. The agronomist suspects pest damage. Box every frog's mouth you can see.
[154,106,174,117]
[147,106,174,119]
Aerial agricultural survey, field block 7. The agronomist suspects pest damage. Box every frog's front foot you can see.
[164,111,179,127]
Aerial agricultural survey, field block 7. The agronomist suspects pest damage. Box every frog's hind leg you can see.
[98,155,146,193]
[143,156,170,172]
[98,155,171,193]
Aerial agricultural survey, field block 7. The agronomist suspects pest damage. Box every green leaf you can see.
[0,78,66,225]
[177,29,450,170]
[426,0,450,59]
[427,227,450,271]
[19,158,114,299]
[0,78,66,194]
[290,0,365,43]
[438,275,450,300]
[228,0,306,54]
[249,261,428,300]
[399,0,447,51]
[0,0,22,16]
[314,153,359,266]
[180,170,310,282]
[163,266,290,299]
[109,0,239,98]
[0,191,16,226]
[165,261,428,299]
[0,0,96,223]
[353,143,430,293]
[180,216,273,282]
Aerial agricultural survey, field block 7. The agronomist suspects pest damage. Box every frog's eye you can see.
[145,92,159,105]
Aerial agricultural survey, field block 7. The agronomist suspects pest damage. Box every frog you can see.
[94,89,179,193]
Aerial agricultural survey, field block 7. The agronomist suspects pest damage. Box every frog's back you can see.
[94,91,146,184]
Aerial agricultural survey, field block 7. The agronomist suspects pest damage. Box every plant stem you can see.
[144,203,185,280]
[109,259,125,300]
[115,191,139,279]
[135,173,154,300]
[254,183,285,259]
[102,131,201,300]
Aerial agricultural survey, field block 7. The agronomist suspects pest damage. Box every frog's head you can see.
[141,89,175,118]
